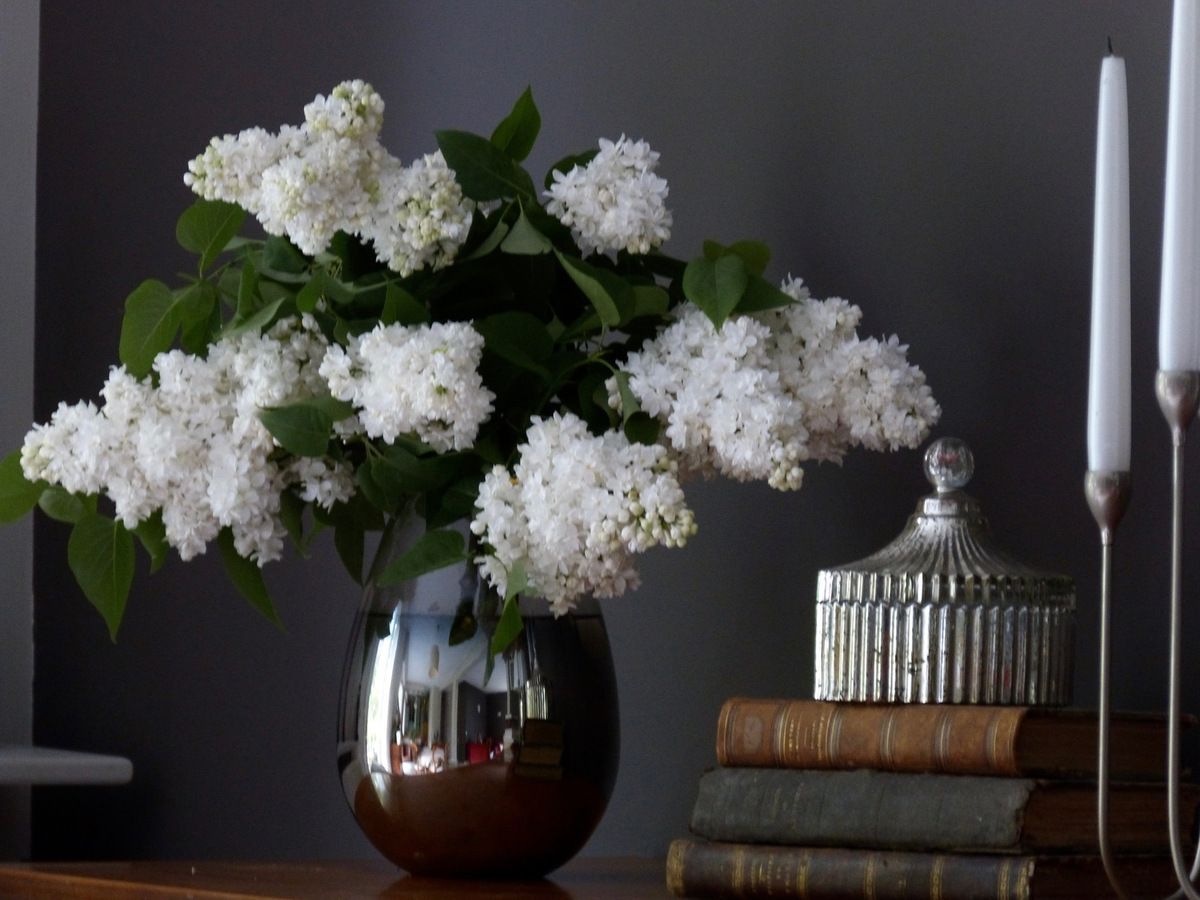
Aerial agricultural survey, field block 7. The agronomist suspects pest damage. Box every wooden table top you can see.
[0,857,671,899]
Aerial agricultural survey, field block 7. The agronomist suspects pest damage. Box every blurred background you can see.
[0,0,1189,862]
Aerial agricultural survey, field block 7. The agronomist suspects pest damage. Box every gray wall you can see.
[32,0,1189,861]
[1,0,39,860]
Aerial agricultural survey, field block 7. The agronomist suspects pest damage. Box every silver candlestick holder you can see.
[1087,369,1200,899]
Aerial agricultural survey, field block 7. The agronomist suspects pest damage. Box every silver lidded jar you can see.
[813,437,1075,705]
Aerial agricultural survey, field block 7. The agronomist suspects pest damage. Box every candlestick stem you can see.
[1157,370,1200,899]
[1086,469,1131,899]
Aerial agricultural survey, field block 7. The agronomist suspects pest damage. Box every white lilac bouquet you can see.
[0,82,940,650]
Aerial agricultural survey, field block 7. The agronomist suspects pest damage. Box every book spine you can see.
[666,839,1035,899]
[689,768,1032,852]
[716,698,1026,775]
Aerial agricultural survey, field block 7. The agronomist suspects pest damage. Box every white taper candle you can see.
[1089,53,1132,472]
[1159,0,1200,371]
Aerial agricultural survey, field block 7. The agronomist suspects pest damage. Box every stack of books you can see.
[667,698,1196,899]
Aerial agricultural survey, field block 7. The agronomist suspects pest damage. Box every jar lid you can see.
[813,437,1075,705]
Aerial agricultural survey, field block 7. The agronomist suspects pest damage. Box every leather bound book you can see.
[716,698,1180,779]
[689,768,1198,854]
[666,839,1183,899]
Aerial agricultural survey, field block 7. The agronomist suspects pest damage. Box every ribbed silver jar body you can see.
[813,585,1075,704]
[813,439,1076,706]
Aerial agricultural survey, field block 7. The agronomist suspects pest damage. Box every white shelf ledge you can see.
[0,746,132,785]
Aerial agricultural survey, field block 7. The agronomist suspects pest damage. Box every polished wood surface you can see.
[0,856,670,898]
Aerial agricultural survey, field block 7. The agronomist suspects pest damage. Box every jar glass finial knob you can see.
[924,437,974,492]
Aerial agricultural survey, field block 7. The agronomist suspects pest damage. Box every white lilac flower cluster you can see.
[609,277,940,490]
[470,412,697,615]
[319,321,495,453]
[21,317,354,565]
[545,135,673,256]
[183,81,473,275]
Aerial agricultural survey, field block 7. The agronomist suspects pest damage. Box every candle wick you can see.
[1107,35,1115,55]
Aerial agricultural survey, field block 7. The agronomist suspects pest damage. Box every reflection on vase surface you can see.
[337,513,620,878]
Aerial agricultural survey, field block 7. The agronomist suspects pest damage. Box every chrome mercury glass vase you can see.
[336,505,620,877]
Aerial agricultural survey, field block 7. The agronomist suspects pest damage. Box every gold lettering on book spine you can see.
[733,846,746,893]
[863,852,878,900]
[795,848,812,899]
[1014,859,1034,900]
[996,858,1015,900]
[665,841,685,894]
[795,704,832,766]
[933,708,953,770]
[985,709,1024,775]
[717,701,733,765]
[828,706,845,763]
[930,855,945,900]
[750,855,768,892]
[778,700,799,765]
[994,858,1033,900]
[880,707,900,769]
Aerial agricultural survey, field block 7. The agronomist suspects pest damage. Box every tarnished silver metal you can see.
[814,437,1076,705]
[1085,470,1132,545]
[1155,371,1200,899]
[1089,372,1200,900]
[336,504,619,877]
[1156,369,1200,439]
[1085,469,1131,899]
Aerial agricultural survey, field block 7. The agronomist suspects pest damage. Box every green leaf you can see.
[221,295,287,339]
[381,282,430,326]
[259,402,334,457]
[734,273,795,313]
[176,199,246,273]
[630,285,670,319]
[378,445,472,494]
[119,280,179,378]
[504,558,528,601]
[295,277,323,315]
[544,149,599,190]
[614,371,640,419]
[132,513,168,573]
[279,490,306,552]
[334,517,365,585]
[355,461,401,514]
[316,271,355,306]
[327,231,377,282]
[703,239,771,276]
[555,251,622,327]
[262,235,309,274]
[490,562,526,656]
[435,129,536,202]
[180,289,221,355]
[0,450,44,523]
[683,254,749,329]
[448,599,478,646]
[305,393,356,422]
[500,207,553,255]
[67,512,135,641]
[176,282,216,328]
[475,311,553,376]
[236,259,260,318]
[38,486,85,524]
[576,369,616,431]
[624,411,661,446]
[490,87,541,162]
[425,475,483,529]
[377,529,467,586]
[465,219,511,260]
[217,528,282,628]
